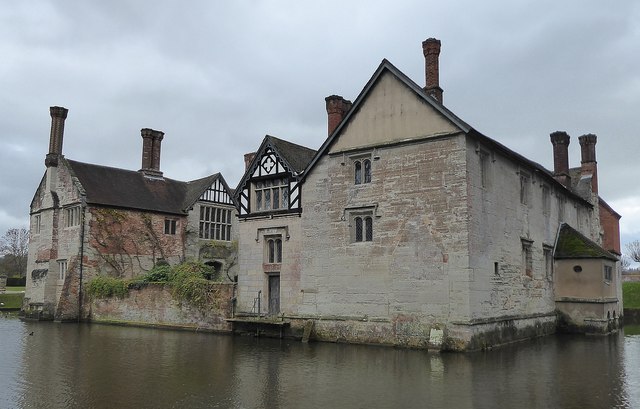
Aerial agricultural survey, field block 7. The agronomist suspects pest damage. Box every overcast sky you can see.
[1,1,639,254]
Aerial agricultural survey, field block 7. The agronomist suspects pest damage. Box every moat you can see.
[1,316,638,409]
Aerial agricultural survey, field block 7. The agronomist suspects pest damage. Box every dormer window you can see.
[255,178,289,211]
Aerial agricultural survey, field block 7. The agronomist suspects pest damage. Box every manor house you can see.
[24,39,622,350]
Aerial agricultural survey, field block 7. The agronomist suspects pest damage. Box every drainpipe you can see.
[77,199,86,323]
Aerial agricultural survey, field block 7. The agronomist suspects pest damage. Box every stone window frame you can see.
[543,244,554,282]
[352,152,373,185]
[164,218,177,235]
[58,259,67,281]
[349,212,374,243]
[542,185,551,215]
[199,205,232,241]
[476,146,494,189]
[32,214,41,235]
[254,177,289,211]
[64,205,81,228]
[264,235,283,264]
[604,265,613,282]
[519,170,531,205]
[521,238,534,277]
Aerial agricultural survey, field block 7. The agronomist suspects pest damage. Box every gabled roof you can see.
[182,173,236,210]
[299,59,593,208]
[66,159,230,215]
[302,59,471,180]
[554,223,618,261]
[267,136,316,174]
[234,135,316,193]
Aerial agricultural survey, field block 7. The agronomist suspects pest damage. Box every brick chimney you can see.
[140,128,164,177]
[422,38,443,103]
[550,131,571,187]
[325,95,352,136]
[244,152,256,171]
[578,133,598,194]
[45,106,69,167]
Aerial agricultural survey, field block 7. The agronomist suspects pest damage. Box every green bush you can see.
[141,265,173,282]
[623,282,640,309]
[87,261,220,309]
[88,275,130,299]
[170,261,214,308]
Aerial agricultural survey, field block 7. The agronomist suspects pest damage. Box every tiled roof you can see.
[555,223,618,261]
[266,136,316,174]
[66,159,225,215]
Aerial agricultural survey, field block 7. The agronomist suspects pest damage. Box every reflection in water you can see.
[0,317,638,409]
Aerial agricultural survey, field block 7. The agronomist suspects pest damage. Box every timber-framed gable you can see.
[235,136,315,218]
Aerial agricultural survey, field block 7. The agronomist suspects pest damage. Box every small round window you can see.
[573,265,582,273]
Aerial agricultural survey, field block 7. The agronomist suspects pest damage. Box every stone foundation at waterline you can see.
[88,283,234,332]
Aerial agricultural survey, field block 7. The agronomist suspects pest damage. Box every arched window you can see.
[268,239,275,263]
[364,159,371,183]
[275,238,282,263]
[355,217,363,242]
[352,213,374,243]
[355,161,362,185]
[266,237,283,263]
[354,158,371,185]
[365,216,373,241]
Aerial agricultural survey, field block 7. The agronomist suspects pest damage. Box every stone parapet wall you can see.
[88,283,234,332]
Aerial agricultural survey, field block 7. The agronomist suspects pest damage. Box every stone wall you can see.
[465,137,591,322]
[88,283,234,332]
[236,215,303,315]
[25,159,86,320]
[299,134,470,346]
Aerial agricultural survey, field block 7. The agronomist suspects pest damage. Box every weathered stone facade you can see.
[24,108,238,322]
[233,40,622,350]
[25,39,622,351]
[89,283,234,332]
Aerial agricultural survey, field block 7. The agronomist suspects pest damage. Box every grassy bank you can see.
[0,292,24,310]
[623,282,640,309]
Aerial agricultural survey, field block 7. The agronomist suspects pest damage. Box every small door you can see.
[268,275,280,315]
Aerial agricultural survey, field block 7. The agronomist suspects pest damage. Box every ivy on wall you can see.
[89,208,173,278]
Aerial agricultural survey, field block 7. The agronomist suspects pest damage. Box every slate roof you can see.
[234,135,316,196]
[554,223,618,261]
[66,159,227,215]
[265,135,316,174]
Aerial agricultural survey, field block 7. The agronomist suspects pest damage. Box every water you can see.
[1,315,638,409]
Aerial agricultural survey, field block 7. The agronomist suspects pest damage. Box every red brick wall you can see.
[600,202,621,254]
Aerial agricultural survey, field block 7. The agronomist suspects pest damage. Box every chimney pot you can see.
[244,152,257,171]
[550,131,571,187]
[578,133,598,193]
[46,106,69,167]
[325,95,352,136]
[140,128,164,177]
[422,38,443,103]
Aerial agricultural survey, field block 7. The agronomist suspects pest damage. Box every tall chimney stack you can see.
[550,131,571,187]
[578,133,598,194]
[244,152,257,171]
[45,106,69,167]
[422,38,443,103]
[140,128,164,177]
[325,95,352,136]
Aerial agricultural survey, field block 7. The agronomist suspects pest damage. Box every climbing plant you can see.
[87,261,225,310]
[89,208,174,278]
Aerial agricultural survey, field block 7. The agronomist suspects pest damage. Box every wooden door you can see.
[268,275,280,315]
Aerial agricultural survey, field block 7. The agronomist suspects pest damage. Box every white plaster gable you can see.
[329,70,462,154]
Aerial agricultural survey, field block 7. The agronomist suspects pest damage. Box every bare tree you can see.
[0,228,29,277]
[627,240,640,263]
[620,254,631,273]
